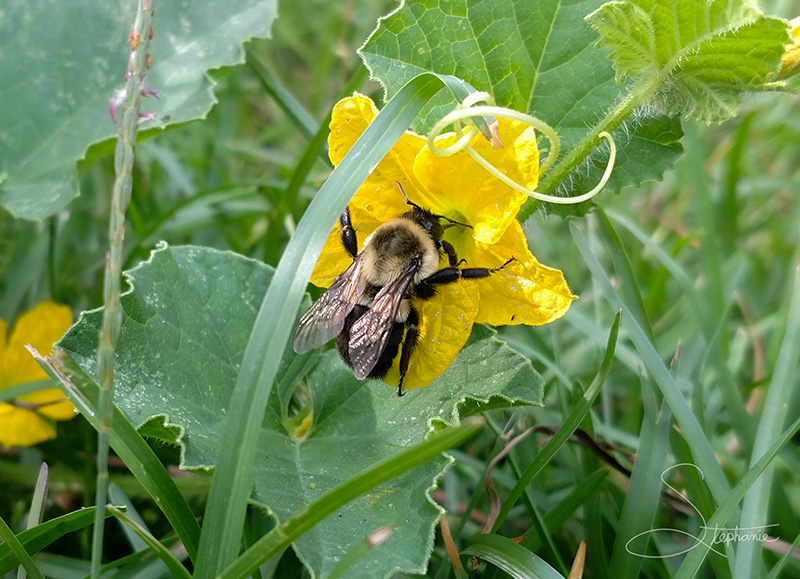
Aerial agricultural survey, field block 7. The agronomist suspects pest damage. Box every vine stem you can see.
[518,75,663,222]
[92,1,154,577]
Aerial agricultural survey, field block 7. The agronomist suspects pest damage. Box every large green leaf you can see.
[359,0,788,212]
[359,0,683,208]
[586,0,789,122]
[0,0,277,221]
[58,244,544,578]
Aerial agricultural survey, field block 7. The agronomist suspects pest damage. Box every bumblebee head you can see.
[396,182,471,243]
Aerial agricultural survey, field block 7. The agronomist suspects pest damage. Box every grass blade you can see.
[0,508,111,576]
[570,222,732,504]
[675,414,800,579]
[462,533,566,579]
[246,48,322,143]
[107,505,191,579]
[491,311,620,531]
[734,258,800,577]
[0,515,44,579]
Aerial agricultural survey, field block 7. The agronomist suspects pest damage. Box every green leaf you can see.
[585,0,789,122]
[59,243,544,579]
[0,0,277,220]
[359,0,684,212]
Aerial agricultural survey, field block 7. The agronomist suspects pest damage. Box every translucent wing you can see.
[293,257,365,354]
[348,261,418,379]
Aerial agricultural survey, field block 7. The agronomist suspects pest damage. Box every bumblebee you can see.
[293,186,513,396]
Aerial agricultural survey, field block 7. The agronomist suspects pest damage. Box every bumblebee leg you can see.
[417,257,515,296]
[440,240,460,267]
[397,306,420,397]
[339,206,358,258]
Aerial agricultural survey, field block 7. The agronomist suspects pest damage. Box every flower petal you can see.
[0,404,57,447]
[1,302,73,389]
[383,283,480,390]
[471,221,575,326]
[413,119,538,244]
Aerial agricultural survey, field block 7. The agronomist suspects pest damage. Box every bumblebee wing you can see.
[348,261,418,379]
[292,257,365,354]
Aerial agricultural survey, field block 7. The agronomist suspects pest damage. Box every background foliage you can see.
[1,0,799,577]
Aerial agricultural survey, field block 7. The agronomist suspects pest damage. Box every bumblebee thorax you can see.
[361,217,440,286]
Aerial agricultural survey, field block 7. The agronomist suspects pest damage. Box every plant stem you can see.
[92,2,154,577]
[518,75,663,222]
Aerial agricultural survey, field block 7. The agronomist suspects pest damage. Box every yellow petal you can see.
[472,221,576,326]
[1,302,73,389]
[383,283,480,390]
[776,17,800,80]
[413,118,536,244]
[0,403,57,447]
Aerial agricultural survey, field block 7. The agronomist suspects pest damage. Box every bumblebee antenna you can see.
[395,182,472,229]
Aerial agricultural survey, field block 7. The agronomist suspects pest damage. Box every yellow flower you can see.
[777,17,800,80]
[0,302,75,447]
[313,94,575,390]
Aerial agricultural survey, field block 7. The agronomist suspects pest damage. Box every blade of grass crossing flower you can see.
[246,48,321,143]
[491,311,621,533]
[462,534,566,579]
[0,516,44,579]
[0,509,112,576]
[107,506,191,579]
[195,72,478,578]
[570,222,732,503]
[34,351,201,562]
[217,420,482,579]
[735,259,800,578]
[675,414,800,579]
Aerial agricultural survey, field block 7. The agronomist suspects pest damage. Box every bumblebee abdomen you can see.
[337,305,405,379]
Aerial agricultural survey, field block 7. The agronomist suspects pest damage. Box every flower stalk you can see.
[93,1,155,577]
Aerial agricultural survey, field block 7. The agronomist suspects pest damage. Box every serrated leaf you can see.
[58,244,543,579]
[0,0,277,220]
[586,0,789,122]
[359,0,684,213]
